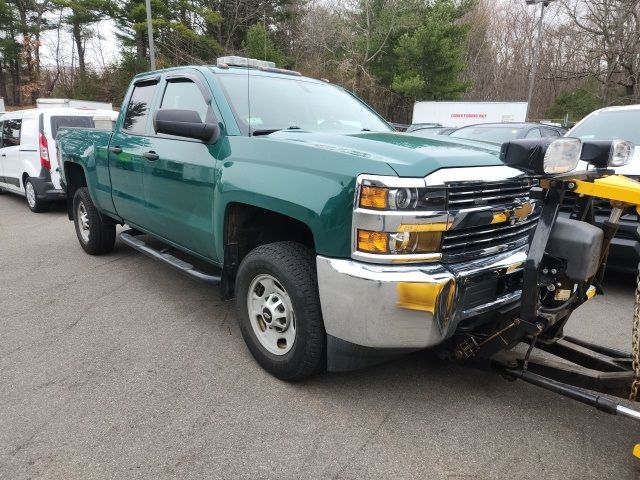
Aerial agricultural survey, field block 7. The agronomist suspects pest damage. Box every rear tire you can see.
[73,187,116,255]
[235,241,326,380]
[24,178,47,213]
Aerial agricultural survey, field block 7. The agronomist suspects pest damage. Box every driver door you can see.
[142,73,223,261]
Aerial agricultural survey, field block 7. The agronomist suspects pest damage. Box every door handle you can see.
[1,154,5,157]
[143,151,159,161]
[109,146,122,154]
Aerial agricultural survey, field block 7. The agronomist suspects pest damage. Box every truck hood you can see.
[265,131,505,178]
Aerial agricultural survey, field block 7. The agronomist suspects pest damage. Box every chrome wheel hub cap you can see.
[25,182,36,208]
[247,274,296,355]
[77,201,90,243]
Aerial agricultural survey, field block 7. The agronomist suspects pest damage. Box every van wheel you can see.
[73,187,116,255]
[24,178,47,213]
[235,242,326,381]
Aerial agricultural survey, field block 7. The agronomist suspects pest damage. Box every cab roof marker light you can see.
[216,56,276,69]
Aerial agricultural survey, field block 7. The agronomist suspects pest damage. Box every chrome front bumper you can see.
[316,246,527,350]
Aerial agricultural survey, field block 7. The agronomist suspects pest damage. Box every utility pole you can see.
[525,0,555,121]
[145,0,156,71]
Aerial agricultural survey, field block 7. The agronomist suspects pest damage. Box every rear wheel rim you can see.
[25,182,36,208]
[77,201,90,243]
[247,274,296,355]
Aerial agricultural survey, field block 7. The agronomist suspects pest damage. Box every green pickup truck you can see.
[57,57,538,380]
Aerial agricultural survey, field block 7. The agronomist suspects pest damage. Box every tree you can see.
[54,0,116,77]
[548,87,600,123]
[391,0,474,101]
[8,0,54,102]
[563,0,640,105]
[245,23,283,64]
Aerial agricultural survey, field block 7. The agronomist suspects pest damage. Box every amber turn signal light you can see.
[359,186,388,209]
[357,230,389,253]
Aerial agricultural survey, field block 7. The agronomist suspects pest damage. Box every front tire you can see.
[73,187,116,255]
[24,178,47,213]
[235,242,326,380]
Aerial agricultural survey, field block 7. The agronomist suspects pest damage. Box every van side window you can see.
[123,82,157,134]
[160,79,209,122]
[2,119,21,147]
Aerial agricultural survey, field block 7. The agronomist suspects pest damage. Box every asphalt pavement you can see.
[1,192,639,479]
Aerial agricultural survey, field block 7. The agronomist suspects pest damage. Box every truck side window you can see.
[2,119,21,147]
[123,82,157,134]
[160,80,209,122]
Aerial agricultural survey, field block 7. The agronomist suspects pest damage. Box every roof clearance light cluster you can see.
[216,56,276,69]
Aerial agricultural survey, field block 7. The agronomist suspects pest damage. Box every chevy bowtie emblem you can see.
[512,201,534,221]
[491,201,534,225]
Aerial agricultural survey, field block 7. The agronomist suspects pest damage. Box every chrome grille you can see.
[443,214,539,260]
[441,179,538,261]
[447,179,533,209]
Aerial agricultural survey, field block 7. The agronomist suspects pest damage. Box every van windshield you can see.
[50,116,95,139]
[216,73,392,135]
[569,110,640,145]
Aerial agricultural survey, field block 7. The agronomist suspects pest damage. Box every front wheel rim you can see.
[25,182,36,208]
[77,201,90,243]
[247,274,296,355]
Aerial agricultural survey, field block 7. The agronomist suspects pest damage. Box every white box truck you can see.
[412,101,528,127]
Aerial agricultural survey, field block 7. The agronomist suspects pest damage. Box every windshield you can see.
[569,110,640,145]
[449,126,524,144]
[216,73,392,134]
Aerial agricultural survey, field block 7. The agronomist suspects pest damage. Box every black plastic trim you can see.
[326,335,419,372]
[0,176,20,187]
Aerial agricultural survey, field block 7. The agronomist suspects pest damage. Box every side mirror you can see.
[154,109,220,143]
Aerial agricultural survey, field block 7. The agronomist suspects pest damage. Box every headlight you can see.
[358,183,446,211]
[543,138,582,174]
[357,229,443,255]
[354,175,452,262]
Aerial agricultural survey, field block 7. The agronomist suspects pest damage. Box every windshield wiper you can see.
[252,126,301,136]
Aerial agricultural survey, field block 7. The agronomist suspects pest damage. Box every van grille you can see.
[447,179,533,209]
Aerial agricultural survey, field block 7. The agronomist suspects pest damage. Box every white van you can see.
[0,107,117,212]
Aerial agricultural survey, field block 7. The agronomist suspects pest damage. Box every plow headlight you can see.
[500,138,581,175]
[543,138,582,174]
[580,139,635,168]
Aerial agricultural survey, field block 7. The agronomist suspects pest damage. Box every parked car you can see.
[0,107,117,212]
[58,57,545,380]
[405,122,442,132]
[564,105,640,273]
[408,126,456,137]
[448,122,566,145]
